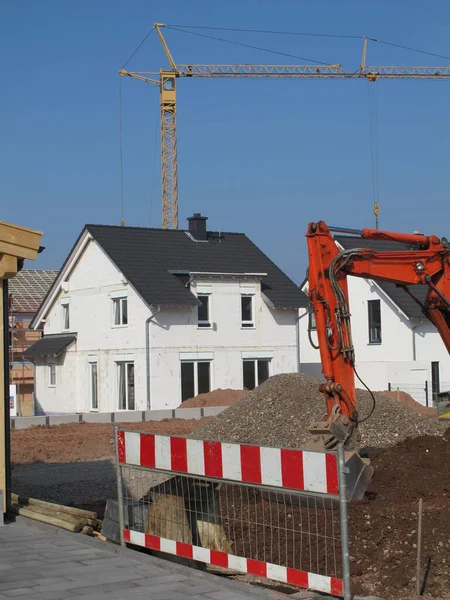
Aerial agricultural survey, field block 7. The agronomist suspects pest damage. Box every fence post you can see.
[388,382,391,392]
[114,423,125,546]
[338,444,351,600]
[425,381,429,407]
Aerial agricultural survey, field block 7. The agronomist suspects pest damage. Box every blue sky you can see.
[2,1,449,282]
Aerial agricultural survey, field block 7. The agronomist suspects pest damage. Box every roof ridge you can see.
[86,224,246,236]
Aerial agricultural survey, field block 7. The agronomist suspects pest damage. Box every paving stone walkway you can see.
[0,517,283,600]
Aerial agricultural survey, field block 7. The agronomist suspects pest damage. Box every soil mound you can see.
[193,373,446,449]
[350,429,450,599]
[380,389,438,418]
[179,389,248,408]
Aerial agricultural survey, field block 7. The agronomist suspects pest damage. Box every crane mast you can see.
[120,24,450,229]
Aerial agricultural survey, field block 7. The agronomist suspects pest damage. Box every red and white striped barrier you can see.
[123,528,343,596]
[117,431,339,495]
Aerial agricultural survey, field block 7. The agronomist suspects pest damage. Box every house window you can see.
[113,297,128,326]
[62,302,70,331]
[181,361,211,402]
[368,299,382,344]
[197,295,211,328]
[241,295,254,328]
[90,362,98,411]
[49,364,56,387]
[118,362,135,410]
[243,359,270,390]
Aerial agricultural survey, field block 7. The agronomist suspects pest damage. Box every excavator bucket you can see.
[307,416,373,501]
[344,451,374,502]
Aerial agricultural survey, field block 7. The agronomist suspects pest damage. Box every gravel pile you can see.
[192,373,446,449]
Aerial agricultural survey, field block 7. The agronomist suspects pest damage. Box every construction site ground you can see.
[10,377,450,600]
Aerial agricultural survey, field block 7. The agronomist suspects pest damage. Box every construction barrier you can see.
[115,426,351,599]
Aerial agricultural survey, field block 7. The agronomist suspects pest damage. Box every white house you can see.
[299,235,450,405]
[25,214,307,414]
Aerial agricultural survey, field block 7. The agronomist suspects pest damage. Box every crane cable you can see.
[368,82,380,228]
[166,25,450,61]
[149,91,160,227]
[164,25,335,66]
[122,26,155,69]
[119,77,125,226]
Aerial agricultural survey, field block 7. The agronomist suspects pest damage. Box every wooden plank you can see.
[10,493,97,519]
[9,505,82,532]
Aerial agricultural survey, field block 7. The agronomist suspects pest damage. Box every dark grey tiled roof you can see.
[335,236,428,319]
[9,270,59,313]
[85,225,307,309]
[23,334,77,358]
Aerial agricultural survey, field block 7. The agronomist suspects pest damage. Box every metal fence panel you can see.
[115,427,349,598]
[389,381,450,407]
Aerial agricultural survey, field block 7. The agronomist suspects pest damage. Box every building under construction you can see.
[9,269,58,416]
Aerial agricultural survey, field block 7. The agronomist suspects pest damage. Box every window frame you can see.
[61,300,70,332]
[241,294,255,329]
[197,294,212,329]
[89,362,98,412]
[48,363,56,388]
[242,358,271,390]
[112,296,128,328]
[368,299,382,344]
[180,360,212,402]
[117,361,135,410]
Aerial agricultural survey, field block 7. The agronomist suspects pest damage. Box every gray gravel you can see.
[192,373,447,449]
[11,458,117,506]
[11,458,172,507]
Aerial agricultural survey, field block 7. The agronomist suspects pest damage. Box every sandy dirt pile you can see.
[11,418,211,465]
[380,389,438,418]
[193,373,446,449]
[179,388,248,408]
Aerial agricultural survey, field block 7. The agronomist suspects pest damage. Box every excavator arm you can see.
[306,220,450,452]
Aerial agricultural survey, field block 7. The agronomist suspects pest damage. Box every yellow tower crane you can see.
[120,24,450,230]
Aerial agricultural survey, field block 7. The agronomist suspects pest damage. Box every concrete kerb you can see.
[112,411,146,423]
[202,406,226,417]
[81,412,115,424]
[45,414,83,426]
[174,407,205,420]
[144,409,175,421]
[11,407,227,429]
[12,416,48,430]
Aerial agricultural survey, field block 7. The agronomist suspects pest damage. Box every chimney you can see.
[187,213,208,241]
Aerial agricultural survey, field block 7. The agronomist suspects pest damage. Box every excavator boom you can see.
[306,220,449,500]
[306,220,450,449]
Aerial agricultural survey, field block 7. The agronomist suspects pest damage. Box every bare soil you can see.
[348,430,450,599]
[179,388,248,408]
[11,418,211,465]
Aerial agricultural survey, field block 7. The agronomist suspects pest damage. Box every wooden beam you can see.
[0,255,18,279]
[0,221,43,518]
[0,279,6,512]
[0,222,42,261]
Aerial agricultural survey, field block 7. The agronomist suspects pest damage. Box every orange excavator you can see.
[306,221,450,497]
